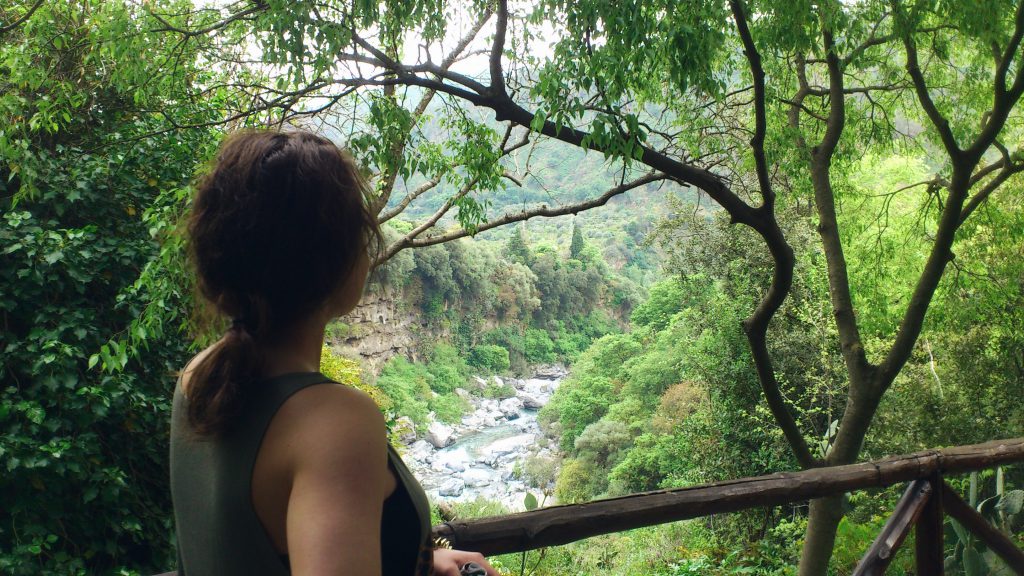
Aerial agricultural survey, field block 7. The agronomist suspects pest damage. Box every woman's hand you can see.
[432,548,500,576]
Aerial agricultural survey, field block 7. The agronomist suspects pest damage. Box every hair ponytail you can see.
[185,322,263,436]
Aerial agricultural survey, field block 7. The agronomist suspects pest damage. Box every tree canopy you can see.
[2,0,1023,574]
[148,1,1024,572]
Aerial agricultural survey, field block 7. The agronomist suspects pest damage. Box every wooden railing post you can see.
[853,479,933,576]
[915,473,944,575]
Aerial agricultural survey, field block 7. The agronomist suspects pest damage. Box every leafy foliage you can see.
[0,3,225,572]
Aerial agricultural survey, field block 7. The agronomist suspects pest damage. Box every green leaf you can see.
[523,492,538,511]
[997,490,1023,517]
[963,546,985,576]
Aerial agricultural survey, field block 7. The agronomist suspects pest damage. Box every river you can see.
[401,366,565,511]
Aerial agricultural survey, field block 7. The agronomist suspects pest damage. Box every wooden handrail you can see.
[433,438,1024,555]
[154,438,1024,574]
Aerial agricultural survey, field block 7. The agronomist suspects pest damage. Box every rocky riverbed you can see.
[400,365,566,511]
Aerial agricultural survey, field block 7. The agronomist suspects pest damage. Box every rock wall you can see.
[330,287,427,372]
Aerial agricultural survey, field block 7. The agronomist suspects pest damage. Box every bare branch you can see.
[391,172,663,253]
[378,176,444,224]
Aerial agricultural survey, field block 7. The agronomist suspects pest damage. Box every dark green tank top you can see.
[170,372,434,575]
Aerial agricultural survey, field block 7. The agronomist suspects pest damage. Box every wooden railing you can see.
[157,438,1024,575]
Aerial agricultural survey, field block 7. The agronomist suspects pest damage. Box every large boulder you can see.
[408,440,434,461]
[461,413,484,429]
[426,421,455,448]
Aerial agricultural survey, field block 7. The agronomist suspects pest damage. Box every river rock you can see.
[520,394,543,410]
[394,416,417,444]
[499,397,523,419]
[439,478,465,497]
[534,364,567,380]
[472,376,488,390]
[427,421,455,448]
[462,413,484,428]
[454,387,473,400]
[409,440,434,460]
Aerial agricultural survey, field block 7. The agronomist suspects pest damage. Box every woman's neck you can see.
[262,315,328,377]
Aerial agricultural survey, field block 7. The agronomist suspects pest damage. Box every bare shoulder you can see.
[279,382,385,431]
[273,383,389,469]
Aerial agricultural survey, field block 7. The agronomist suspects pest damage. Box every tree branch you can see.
[375,176,481,264]
[489,0,508,95]
[0,0,44,35]
[731,0,817,470]
[381,173,665,259]
[893,3,961,157]
[372,12,492,213]
[960,160,1024,224]
[805,10,877,465]
[378,176,444,224]
[147,3,263,38]
[966,0,1024,161]
[730,0,773,208]
[877,3,1024,387]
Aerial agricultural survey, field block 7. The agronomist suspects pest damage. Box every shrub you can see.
[554,458,603,504]
[319,346,391,413]
[468,344,510,374]
[521,453,560,491]
[425,343,470,394]
[375,357,431,432]
[630,278,685,331]
[574,419,633,468]
[428,392,470,424]
[523,328,556,364]
[551,374,615,450]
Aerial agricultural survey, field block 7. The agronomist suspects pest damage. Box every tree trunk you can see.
[799,495,846,576]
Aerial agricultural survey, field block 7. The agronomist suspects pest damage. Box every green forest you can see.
[2,0,1024,575]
